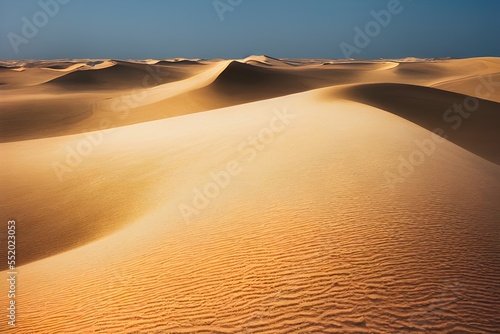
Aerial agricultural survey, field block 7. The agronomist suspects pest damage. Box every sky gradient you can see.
[1,0,499,60]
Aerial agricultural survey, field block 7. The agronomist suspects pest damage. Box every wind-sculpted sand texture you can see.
[1,56,499,333]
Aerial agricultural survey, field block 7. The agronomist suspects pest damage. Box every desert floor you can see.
[1,56,499,333]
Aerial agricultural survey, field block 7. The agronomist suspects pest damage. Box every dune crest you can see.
[1,57,499,333]
[335,83,500,164]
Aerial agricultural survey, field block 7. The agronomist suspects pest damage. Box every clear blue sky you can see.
[1,0,499,60]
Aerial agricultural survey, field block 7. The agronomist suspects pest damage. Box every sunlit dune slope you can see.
[1,89,499,333]
[1,57,499,143]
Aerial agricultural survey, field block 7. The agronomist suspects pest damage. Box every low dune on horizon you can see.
[1,55,499,333]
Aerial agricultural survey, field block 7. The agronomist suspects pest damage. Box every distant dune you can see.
[156,59,206,66]
[44,61,174,90]
[1,56,499,333]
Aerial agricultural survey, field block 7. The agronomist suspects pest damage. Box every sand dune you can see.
[44,61,175,90]
[0,67,68,87]
[41,62,86,71]
[156,59,205,66]
[242,55,294,67]
[1,57,499,333]
[434,73,500,103]
[210,61,310,97]
[0,61,228,142]
[320,61,399,71]
[337,83,500,164]
[2,57,499,142]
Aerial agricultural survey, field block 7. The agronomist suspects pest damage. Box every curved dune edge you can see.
[432,72,500,103]
[0,60,315,143]
[241,55,294,67]
[2,57,500,143]
[40,63,87,72]
[1,94,499,333]
[320,61,400,71]
[333,83,500,165]
[0,61,229,143]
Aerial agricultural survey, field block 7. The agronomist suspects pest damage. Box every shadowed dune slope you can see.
[1,58,500,144]
[41,62,86,70]
[433,73,500,103]
[155,59,205,66]
[337,83,500,164]
[0,98,94,142]
[0,124,191,268]
[120,61,365,117]
[0,62,225,142]
[0,67,69,87]
[320,61,399,71]
[0,61,344,142]
[207,61,311,98]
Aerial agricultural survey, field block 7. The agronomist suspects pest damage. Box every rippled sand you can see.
[1,56,499,333]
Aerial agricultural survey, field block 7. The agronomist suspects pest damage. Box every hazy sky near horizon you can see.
[1,0,499,60]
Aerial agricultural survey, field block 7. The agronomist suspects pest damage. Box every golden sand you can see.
[1,56,499,333]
